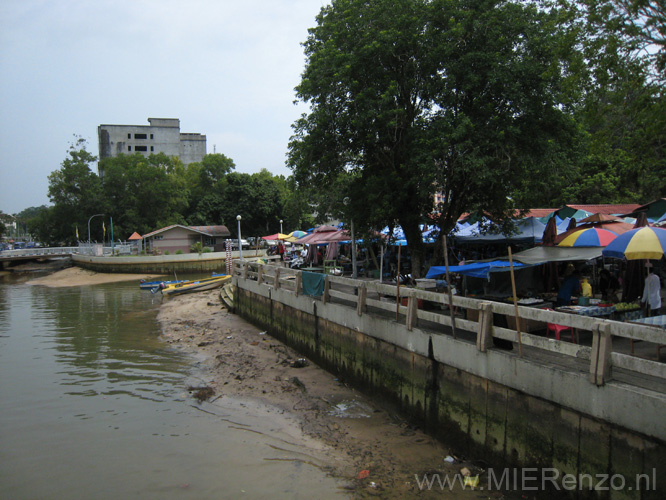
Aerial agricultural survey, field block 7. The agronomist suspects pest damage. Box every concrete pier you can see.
[233,263,666,499]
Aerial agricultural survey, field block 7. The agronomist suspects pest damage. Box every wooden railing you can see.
[232,261,666,386]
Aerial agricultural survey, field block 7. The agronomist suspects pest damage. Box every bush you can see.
[191,242,204,254]
[176,249,183,255]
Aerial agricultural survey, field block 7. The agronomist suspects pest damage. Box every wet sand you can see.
[28,267,503,499]
[26,265,166,287]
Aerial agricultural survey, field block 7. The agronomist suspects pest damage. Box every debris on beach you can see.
[188,385,215,402]
[291,358,309,368]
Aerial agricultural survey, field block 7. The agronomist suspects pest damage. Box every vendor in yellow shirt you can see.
[581,277,592,298]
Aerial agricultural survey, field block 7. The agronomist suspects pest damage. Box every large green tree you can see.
[183,153,236,224]
[38,138,102,245]
[553,0,666,204]
[98,153,188,238]
[289,0,582,276]
[220,171,285,237]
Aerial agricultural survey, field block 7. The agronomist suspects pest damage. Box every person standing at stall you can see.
[641,262,661,316]
[557,265,581,307]
[599,269,620,302]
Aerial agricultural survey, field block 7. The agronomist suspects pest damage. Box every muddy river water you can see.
[0,273,349,499]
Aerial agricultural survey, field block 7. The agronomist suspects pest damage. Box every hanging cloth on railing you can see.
[302,271,325,297]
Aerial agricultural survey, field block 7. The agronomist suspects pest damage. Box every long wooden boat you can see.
[159,275,231,296]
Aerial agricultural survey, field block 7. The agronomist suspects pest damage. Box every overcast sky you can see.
[0,0,328,215]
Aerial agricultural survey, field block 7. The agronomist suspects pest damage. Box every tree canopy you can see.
[289,0,585,276]
[29,140,309,246]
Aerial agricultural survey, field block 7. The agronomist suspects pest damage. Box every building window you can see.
[135,145,148,152]
[150,146,154,151]
[128,133,131,139]
[135,133,147,139]
[150,134,154,139]
[128,146,132,151]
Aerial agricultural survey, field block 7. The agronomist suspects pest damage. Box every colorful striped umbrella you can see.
[602,227,666,260]
[558,227,618,247]
[284,230,308,242]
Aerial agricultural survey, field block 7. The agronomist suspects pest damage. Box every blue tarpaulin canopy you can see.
[451,217,547,244]
[425,260,529,280]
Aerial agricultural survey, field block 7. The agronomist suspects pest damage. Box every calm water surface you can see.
[0,273,347,499]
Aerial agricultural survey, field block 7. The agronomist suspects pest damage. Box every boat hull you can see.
[160,275,230,296]
[139,279,185,291]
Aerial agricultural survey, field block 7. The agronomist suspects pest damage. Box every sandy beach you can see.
[26,266,498,499]
[26,264,166,287]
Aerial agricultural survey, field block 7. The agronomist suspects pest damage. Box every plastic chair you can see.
[544,308,576,343]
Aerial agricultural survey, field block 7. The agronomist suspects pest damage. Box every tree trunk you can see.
[401,220,425,279]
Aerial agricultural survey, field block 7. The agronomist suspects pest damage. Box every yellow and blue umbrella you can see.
[558,227,618,247]
[285,230,308,242]
[602,226,666,260]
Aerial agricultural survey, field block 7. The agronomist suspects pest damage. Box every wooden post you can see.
[443,235,457,339]
[396,244,402,321]
[242,261,249,279]
[508,247,523,357]
[476,302,494,352]
[257,265,264,285]
[357,284,367,316]
[274,267,281,289]
[406,295,418,331]
[295,272,302,296]
[590,323,613,385]
[323,275,330,303]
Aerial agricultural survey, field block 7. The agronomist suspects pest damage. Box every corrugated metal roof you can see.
[522,209,557,218]
[189,225,231,237]
[143,225,231,238]
[566,204,641,215]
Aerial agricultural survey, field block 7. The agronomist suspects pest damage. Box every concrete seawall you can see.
[234,273,665,499]
[72,250,266,274]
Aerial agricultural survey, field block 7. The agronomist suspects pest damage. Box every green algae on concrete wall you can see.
[235,284,666,500]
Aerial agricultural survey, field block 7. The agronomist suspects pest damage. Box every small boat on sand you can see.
[139,279,186,291]
[159,275,231,296]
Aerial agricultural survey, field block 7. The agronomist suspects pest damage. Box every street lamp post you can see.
[87,214,104,244]
[236,215,243,260]
[280,219,283,234]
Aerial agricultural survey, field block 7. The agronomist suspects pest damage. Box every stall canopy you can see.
[425,260,529,279]
[381,225,437,245]
[261,233,290,241]
[510,246,603,265]
[296,225,342,244]
[451,217,547,244]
